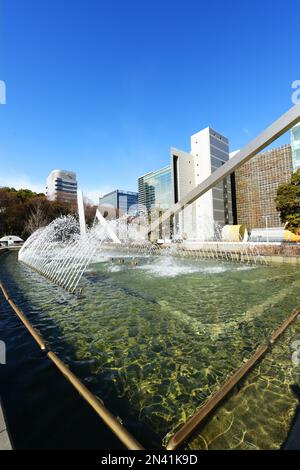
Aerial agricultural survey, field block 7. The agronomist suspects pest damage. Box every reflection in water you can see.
[1,251,300,448]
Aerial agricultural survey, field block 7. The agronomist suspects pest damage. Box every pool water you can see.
[187,317,300,450]
[0,250,300,448]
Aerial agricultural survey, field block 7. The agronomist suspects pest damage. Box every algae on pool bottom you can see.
[1,251,300,448]
[185,317,300,450]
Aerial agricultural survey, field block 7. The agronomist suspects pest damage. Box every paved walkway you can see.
[0,400,12,450]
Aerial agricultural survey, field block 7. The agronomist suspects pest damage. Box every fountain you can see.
[19,214,125,293]
[18,196,267,294]
[22,95,300,293]
[3,104,300,449]
[7,237,300,449]
[18,188,154,292]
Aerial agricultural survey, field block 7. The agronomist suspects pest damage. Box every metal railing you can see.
[0,281,144,450]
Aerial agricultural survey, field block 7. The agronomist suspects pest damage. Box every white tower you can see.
[171,127,233,240]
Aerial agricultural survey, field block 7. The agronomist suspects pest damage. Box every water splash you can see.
[18,215,150,292]
[19,215,266,292]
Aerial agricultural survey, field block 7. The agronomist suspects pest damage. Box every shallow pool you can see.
[1,250,300,448]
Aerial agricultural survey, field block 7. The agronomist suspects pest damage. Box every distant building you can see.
[138,166,173,213]
[291,123,300,171]
[171,127,233,239]
[99,190,138,218]
[234,144,293,229]
[0,235,24,247]
[46,170,78,203]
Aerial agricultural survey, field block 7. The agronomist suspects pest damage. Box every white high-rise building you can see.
[171,127,233,240]
[46,169,78,203]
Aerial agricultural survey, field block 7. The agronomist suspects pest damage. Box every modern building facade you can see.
[234,144,293,229]
[291,123,300,171]
[46,170,78,203]
[99,190,138,217]
[138,166,173,214]
[171,127,233,239]
[137,127,233,240]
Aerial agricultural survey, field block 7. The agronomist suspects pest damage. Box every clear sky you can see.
[0,0,299,201]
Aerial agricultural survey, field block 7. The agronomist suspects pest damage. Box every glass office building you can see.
[99,190,138,217]
[138,166,173,213]
[291,123,300,171]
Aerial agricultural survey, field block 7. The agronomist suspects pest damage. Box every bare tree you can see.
[25,199,49,235]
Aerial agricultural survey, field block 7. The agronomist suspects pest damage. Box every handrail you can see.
[166,306,300,450]
[0,281,144,450]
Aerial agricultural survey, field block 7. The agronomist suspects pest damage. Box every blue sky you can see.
[0,0,299,201]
